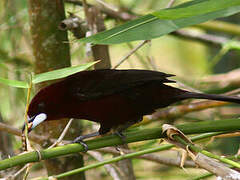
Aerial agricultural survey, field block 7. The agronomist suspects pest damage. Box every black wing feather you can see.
[65,69,175,100]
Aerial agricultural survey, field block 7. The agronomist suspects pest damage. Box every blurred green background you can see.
[0,0,240,179]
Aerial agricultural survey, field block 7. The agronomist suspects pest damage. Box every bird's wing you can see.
[66,69,175,100]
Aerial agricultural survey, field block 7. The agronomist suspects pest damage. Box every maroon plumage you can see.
[26,69,240,144]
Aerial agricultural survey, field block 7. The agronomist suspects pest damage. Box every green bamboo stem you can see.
[191,173,213,180]
[36,132,223,179]
[196,20,240,36]
[174,135,240,169]
[1,118,240,170]
[200,149,240,169]
[51,145,174,179]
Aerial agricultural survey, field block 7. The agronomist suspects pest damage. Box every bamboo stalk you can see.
[1,118,240,170]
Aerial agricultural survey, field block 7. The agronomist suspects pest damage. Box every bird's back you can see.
[61,70,183,132]
[65,69,175,100]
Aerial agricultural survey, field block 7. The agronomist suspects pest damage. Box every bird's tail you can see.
[181,92,240,104]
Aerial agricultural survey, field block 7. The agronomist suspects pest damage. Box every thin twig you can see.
[95,0,118,12]
[82,0,90,26]
[0,122,56,144]
[144,89,240,123]
[126,43,151,69]
[23,163,32,180]
[176,81,203,93]
[3,164,28,180]
[166,0,175,8]
[225,88,240,96]
[170,131,240,178]
[65,0,137,21]
[23,75,33,152]
[147,56,158,70]
[88,151,121,180]
[172,29,228,47]
[97,147,196,167]
[47,119,74,149]
[202,68,240,88]
[113,40,149,69]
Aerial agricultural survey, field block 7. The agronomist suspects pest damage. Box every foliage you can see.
[0,61,98,88]
[1,0,240,179]
[80,0,240,44]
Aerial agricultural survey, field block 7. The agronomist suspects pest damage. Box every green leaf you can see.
[152,0,240,20]
[32,61,99,84]
[79,0,240,44]
[0,77,29,88]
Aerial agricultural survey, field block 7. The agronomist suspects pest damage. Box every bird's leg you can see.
[113,131,127,152]
[114,117,142,144]
[72,131,100,152]
[114,131,126,143]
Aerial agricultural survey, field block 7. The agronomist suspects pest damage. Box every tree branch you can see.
[97,147,195,168]
[0,122,50,145]
[1,118,240,170]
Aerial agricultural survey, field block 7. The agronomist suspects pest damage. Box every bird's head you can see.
[22,83,65,133]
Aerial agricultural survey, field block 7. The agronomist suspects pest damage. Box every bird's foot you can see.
[72,136,88,152]
[71,132,100,152]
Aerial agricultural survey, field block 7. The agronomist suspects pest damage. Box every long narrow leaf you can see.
[0,77,29,88]
[79,0,240,44]
[32,61,99,84]
[152,0,240,20]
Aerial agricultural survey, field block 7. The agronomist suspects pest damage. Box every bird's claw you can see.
[72,137,88,152]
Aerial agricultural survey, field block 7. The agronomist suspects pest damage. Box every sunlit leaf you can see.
[32,61,99,84]
[0,77,29,88]
[152,0,240,20]
[79,0,240,44]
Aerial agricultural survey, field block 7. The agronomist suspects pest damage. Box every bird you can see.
[23,69,240,149]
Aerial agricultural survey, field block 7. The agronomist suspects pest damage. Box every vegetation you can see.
[0,0,240,179]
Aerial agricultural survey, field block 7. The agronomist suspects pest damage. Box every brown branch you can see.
[82,1,111,69]
[164,126,240,179]
[202,68,240,87]
[88,151,121,180]
[97,147,195,168]
[172,29,228,47]
[47,118,73,149]
[125,42,152,69]
[145,89,240,123]
[64,0,137,21]
[166,0,176,8]
[0,122,51,145]
[59,13,87,39]
[151,100,229,120]
[113,40,149,69]
[0,114,14,160]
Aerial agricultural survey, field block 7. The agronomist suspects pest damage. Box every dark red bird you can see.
[23,69,240,146]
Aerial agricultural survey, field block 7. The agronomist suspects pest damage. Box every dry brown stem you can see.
[97,147,196,168]
[202,68,240,87]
